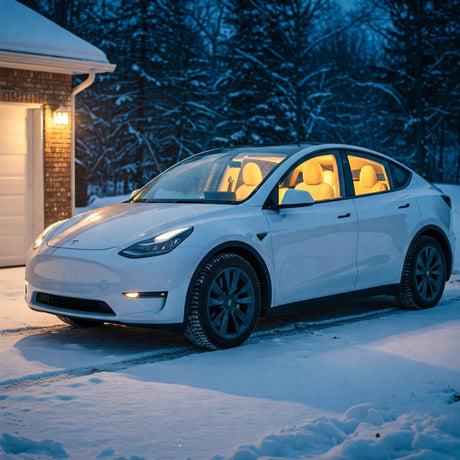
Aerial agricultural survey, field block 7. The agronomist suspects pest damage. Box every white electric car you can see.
[26,144,455,349]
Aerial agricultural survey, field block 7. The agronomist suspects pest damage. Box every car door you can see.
[345,151,422,290]
[264,151,358,307]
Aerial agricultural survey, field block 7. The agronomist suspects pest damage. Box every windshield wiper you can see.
[173,199,206,203]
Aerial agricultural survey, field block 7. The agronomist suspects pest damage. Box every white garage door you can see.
[0,103,43,267]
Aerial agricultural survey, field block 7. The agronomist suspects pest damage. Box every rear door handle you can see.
[338,213,351,219]
[398,203,410,209]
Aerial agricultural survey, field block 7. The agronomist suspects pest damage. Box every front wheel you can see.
[185,253,261,350]
[395,236,446,309]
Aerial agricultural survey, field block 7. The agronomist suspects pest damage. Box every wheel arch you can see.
[185,241,272,320]
[406,225,453,280]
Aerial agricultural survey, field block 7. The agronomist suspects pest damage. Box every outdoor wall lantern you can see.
[53,105,69,125]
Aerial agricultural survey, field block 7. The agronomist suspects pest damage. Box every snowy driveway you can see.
[1,266,460,459]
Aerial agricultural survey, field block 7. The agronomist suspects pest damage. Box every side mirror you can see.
[281,189,314,206]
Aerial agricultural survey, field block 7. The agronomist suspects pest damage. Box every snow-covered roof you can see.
[0,0,115,75]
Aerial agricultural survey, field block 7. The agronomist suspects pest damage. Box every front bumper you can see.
[25,244,203,324]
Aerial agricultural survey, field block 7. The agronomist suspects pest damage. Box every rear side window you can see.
[389,162,411,189]
[347,154,390,196]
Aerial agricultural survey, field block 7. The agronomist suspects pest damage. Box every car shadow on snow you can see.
[12,293,460,377]
[12,322,191,370]
[14,295,398,370]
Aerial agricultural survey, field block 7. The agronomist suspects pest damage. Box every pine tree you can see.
[378,0,460,180]
[79,0,212,192]
[222,0,284,144]
[312,20,382,147]
[222,0,367,144]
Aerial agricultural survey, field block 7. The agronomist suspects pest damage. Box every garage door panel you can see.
[0,103,42,267]
[0,216,30,227]
[0,153,28,176]
[0,224,32,237]
[0,137,27,152]
[0,122,26,140]
[0,176,30,194]
[0,195,33,217]
[0,233,32,265]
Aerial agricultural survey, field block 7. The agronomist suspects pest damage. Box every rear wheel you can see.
[395,236,446,309]
[57,315,104,328]
[185,253,261,350]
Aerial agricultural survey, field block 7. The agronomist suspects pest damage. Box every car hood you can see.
[47,202,229,250]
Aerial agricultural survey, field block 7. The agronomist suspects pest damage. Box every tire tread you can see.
[185,253,260,350]
[395,236,445,310]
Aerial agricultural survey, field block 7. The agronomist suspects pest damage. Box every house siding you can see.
[0,67,72,227]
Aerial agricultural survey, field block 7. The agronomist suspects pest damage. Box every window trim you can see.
[340,150,412,198]
[387,161,413,190]
[263,150,346,209]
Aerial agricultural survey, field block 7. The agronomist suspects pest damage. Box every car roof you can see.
[196,143,414,174]
[201,143,317,157]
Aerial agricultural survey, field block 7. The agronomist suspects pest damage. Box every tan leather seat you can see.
[295,161,334,201]
[322,169,337,196]
[235,162,263,200]
[354,165,387,195]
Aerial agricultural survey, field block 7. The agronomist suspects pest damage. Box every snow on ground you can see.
[0,185,459,459]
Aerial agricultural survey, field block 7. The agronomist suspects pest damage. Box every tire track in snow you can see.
[0,324,66,337]
[0,307,399,392]
[0,345,205,392]
[254,307,399,339]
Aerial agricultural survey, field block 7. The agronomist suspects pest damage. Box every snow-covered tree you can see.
[376,0,460,180]
[188,0,230,147]
[20,0,460,199]
[222,0,375,145]
[222,0,335,144]
[79,0,216,192]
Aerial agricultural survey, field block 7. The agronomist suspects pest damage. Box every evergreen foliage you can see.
[376,0,460,181]
[18,0,460,198]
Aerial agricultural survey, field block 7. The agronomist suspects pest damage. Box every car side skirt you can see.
[266,284,401,316]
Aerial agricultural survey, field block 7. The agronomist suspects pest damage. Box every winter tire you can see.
[395,236,446,309]
[57,315,104,328]
[185,253,261,350]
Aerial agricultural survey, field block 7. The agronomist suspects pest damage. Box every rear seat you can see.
[354,165,387,195]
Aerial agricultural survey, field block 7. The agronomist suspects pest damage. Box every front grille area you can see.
[35,292,116,315]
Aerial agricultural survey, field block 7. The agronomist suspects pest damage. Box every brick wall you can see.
[0,67,72,227]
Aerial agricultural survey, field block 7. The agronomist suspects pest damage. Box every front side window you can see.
[347,154,391,196]
[133,149,289,204]
[277,153,342,204]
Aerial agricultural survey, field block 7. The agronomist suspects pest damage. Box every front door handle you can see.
[398,203,410,209]
[338,213,351,219]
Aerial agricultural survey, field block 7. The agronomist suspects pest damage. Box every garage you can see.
[0,103,43,267]
[0,0,115,268]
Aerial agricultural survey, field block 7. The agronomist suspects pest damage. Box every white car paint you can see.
[25,144,455,348]
[353,181,422,290]
[26,204,272,324]
[265,198,358,305]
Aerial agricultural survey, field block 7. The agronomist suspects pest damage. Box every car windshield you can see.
[132,147,295,204]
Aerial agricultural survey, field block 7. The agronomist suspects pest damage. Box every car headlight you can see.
[119,227,193,258]
[33,220,66,250]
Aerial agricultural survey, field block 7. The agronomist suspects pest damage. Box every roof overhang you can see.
[0,0,115,76]
[0,50,116,75]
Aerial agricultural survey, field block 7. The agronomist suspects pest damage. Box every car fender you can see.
[403,224,454,280]
[183,239,273,321]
